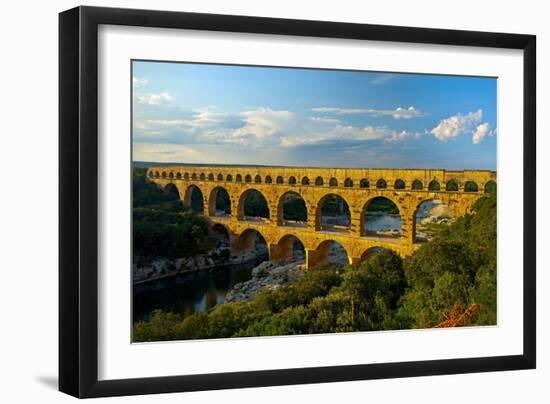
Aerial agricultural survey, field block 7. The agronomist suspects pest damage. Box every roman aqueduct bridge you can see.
[147,165,496,269]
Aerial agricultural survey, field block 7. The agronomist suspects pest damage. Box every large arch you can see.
[361,196,402,238]
[277,191,307,227]
[163,183,180,199]
[232,228,268,262]
[315,176,324,186]
[237,189,270,221]
[414,198,452,242]
[307,239,350,268]
[316,193,351,232]
[208,186,231,217]
[184,185,204,214]
[271,234,306,263]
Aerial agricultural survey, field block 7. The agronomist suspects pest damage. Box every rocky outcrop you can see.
[225,253,306,303]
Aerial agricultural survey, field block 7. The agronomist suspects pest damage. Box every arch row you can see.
[148,169,495,195]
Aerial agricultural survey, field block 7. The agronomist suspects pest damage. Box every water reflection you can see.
[133,263,256,324]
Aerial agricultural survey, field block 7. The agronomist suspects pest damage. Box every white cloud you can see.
[134,106,420,148]
[133,143,203,162]
[137,92,174,106]
[472,122,492,144]
[280,125,415,147]
[311,106,423,119]
[430,110,493,144]
[132,76,148,86]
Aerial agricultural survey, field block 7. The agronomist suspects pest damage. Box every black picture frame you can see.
[59,5,536,398]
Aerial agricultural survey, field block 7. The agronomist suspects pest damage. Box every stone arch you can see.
[254,174,262,184]
[184,173,189,180]
[411,179,423,190]
[265,175,273,184]
[245,174,252,183]
[163,183,180,199]
[161,171,167,179]
[217,173,223,181]
[226,174,233,182]
[329,177,338,187]
[235,174,242,182]
[272,234,306,263]
[414,198,452,242]
[191,173,197,180]
[277,191,307,226]
[184,184,204,214]
[276,176,284,184]
[208,186,231,217]
[315,176,324,186]
[301,176,310,186]
[317,193,351,232]
[154,171,160,178]
[237,189,270,221]
[232,228,268,261]
[308,239,351,268]
[176,172,182,180]
[288,176,297,185]
[376,178,387,189]
[446,179,459,192]
[208,173,214,181]
[168,171,174,179]
[394,179,405,189]
[199,173,206,181]
[361,196,402,238]
[428,180,441,191]
[360,178,369,188]
[464,181,479,192]
[148,170,154,178]
[484,180,497,194]
[344,178,353,187]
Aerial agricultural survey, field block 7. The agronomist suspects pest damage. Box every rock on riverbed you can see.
[225,254,306,303]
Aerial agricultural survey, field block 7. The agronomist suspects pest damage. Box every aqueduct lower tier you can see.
[147,165,496,269]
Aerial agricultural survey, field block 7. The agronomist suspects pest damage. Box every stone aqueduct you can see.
[147,165,496,269]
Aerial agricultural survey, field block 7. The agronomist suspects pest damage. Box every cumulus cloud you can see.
[133,106,419,148]
[311,106,423,119]
[137,92,174,106]
[472,122,492,144]
[430,110,493,144]
[132,76,148,86]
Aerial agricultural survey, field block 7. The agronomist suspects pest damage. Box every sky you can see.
[132,61,497,170]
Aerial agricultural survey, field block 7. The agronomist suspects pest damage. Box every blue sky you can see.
[132,61,497,170]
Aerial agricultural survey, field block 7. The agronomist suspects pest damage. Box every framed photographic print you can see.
[59,6,536,398]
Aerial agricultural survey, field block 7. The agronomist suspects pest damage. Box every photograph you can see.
[131,60,498,342]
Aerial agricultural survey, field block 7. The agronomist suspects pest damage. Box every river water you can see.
[133,261,257,324]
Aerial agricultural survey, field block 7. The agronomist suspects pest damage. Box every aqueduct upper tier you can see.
[147,165,496,269]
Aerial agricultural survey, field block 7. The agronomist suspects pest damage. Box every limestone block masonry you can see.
[147,165,496,269]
